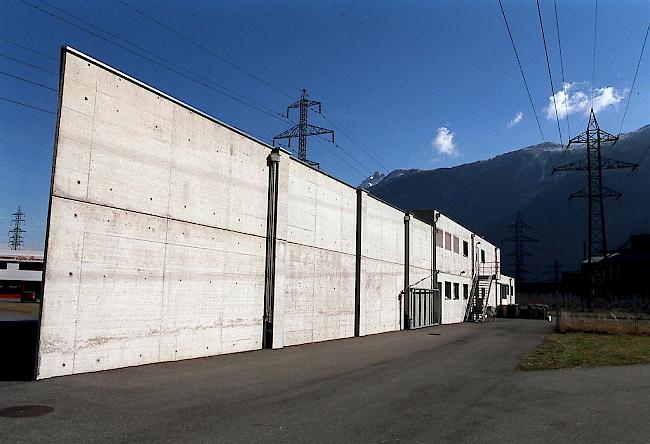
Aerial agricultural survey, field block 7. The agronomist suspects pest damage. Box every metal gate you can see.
[407,288,438,329]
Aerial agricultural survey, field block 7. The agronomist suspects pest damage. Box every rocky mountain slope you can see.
[365,124,650,280]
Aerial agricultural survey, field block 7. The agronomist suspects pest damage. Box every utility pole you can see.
[551,258,563,282]
[8,206,25,251]
[273,89,334,167]
[553,109,637,264]
[503,212,538,283]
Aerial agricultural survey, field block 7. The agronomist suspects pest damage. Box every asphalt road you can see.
[1,319,648,443]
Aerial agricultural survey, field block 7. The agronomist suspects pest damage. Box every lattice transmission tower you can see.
[273,89,334,167]
[503,212,538,283]
[8,206,25,251]
[553,109,637,264]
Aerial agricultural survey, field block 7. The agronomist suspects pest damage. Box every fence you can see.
[554,296,650,335]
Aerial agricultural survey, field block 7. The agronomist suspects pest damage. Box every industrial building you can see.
[36,47,514,379]
[0,250,44,299]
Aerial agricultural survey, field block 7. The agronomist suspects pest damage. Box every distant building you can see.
[0,250,44,298]
[588,233,650,299]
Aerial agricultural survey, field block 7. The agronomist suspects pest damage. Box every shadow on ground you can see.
[0,320,38,381]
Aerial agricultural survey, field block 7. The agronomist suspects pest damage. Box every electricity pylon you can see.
[553,109,637,264]
[273,89,334,166]
[503,212,538,283]
[8,206,25,250]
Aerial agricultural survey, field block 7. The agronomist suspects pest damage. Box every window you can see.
[481,249,485,263]
[436,229,444,248]
[501,284,508,299]
[453,236,460,254]
[445,281,452,300]
[437,282,442,296]
[19,262,43,271]
[453,282,459,300]
[463,283,469,299]
[445,232,452,251]
[463,241,469,257]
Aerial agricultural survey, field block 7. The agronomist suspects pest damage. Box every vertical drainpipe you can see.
[432,210,440,324]
[471,233,475,278]
[494,246,499,308]
[431,211,436,291]
[262,149,281,349]
[354,189,362,337]
[404,213,411,330]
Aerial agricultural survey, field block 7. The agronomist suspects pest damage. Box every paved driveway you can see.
[1,319,648,443]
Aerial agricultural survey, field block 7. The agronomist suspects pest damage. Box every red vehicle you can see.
[20,291,38,303]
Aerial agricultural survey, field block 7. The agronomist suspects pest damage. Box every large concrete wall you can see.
[272,159,357,347]
[38,49,268,379]
[358,192,404,336]
[40,48,515,378]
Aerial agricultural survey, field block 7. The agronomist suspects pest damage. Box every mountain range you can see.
[363,124,650,281]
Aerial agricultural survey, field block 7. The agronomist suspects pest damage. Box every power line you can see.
[115,0,293,99]
[553,0,570,138]
[0,36,57,61]
[19,0,377,177]
[330,139,373,175]
[313,136,369,178]
[0,70,57,91]
[618,21,649,135]
[591,0,598,107]
[536,0,563,145]
[547,0,575,198]
[0,96,56,114]
[114,0,390,173]
[0,52,58,75]
[497,0,546,142]
[320,112,391,171]
[30,0,288,123]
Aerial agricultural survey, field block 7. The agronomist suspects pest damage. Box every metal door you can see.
[408,288,438,329]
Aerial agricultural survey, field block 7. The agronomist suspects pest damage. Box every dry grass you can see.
[0,301,40,315]
[522,332,650,370]
[558,311,650,335]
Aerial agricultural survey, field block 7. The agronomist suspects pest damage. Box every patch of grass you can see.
[522,332,650,371]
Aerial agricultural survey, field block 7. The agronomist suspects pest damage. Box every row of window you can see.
[438,281,469,300]
[435,229,489,263]
[435,229,469,257]
[0,261,44,271]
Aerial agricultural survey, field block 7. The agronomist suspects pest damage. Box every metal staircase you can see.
[464,260,498,322]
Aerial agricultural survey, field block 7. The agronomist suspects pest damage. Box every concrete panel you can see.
[359,258,402,336]
[52,107,93,201]
[283,160,356,254]
[39,49,269,378]
[38,197,87,377]
[274,160,357,348]
[159,225,265,362]
[168,107,268,236]
[358,194,404,336]
[87,91,173,216]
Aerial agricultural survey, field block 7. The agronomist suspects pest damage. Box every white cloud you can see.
[545,82,625,119]
[507,112,523,128]
[431,127,457,156]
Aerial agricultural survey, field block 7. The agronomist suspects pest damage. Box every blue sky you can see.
[1,0,649,250]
